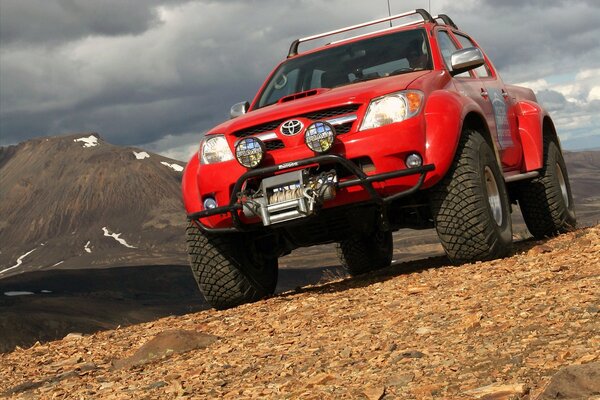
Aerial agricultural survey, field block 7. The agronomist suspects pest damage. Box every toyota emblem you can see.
[280,119,304,136]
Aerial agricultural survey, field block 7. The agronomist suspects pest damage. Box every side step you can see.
[504,171,539,183]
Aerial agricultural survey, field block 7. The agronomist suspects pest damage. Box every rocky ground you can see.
[2,226,599,399]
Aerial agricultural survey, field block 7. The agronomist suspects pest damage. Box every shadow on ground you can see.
[0,236,545,353]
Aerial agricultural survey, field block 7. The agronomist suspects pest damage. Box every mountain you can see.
[0,133,188,278]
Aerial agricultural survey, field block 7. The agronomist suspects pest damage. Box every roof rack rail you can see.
[287,9,435,58]
[433,14,458,29]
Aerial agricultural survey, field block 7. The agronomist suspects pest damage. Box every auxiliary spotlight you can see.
[305,121,336,153]
[235,137,265,168]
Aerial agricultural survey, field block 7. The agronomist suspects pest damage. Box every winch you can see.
[242,169,337,226]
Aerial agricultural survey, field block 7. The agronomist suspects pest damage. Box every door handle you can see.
[501,89,509,98]
[480,89,488,98]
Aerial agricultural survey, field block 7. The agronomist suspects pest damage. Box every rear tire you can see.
[337,230,393,276]
[186,223,278,309]
[516,136,576,238]
[430,129,512,263]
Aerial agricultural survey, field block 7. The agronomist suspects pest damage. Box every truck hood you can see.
[208,70,432,135]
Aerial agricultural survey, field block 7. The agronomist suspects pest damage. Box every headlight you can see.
[200,135,234,164]
[235,137,265,168]
[360,90,423,131]
[305,121,336,153]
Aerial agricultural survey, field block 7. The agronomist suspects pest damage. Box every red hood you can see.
[208,70,432,135]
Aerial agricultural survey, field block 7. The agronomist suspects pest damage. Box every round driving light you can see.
[203,197,218,210]
[305,121,336,153]
[406,153,423,168]
[235,137,265,168]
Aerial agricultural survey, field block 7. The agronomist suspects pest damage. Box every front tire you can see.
[337,230,393,276]
[186,223,278,309]
[516,136,576,238]
[430,129,512,263]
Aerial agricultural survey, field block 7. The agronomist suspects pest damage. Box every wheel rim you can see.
[556,163,570,207]
[484,166,503,226]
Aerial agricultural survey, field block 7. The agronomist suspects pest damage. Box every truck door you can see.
[451,33,523,171]
[436,30,497,146]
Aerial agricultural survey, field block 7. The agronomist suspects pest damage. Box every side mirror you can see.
[450,47,485,76]
[230,101,250,119]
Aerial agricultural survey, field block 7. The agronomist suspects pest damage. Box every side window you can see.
[454,33,492,78]
[436,31,457,69]
[436,31,469,77]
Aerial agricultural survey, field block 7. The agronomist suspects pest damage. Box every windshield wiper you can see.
[388,68,417,76]
[350,75,383,84]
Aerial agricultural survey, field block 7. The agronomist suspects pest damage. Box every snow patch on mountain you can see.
[4,291,35,297]
[74,135,98,148]
[133,151,150,160]
[84,241,92,253]
[102,227,137,249]
[0,248,36,275]
[160,161,183,172]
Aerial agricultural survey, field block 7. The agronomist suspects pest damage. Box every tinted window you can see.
[437,31,458,69]
[256,29,431,108]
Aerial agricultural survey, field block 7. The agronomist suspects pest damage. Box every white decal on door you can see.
[489,88,513,149]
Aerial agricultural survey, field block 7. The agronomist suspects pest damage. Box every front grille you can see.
[231,104,361,138]
[302,104,360,120]
[335,121,354,134]
[265,140,285,151]
[234,120,285,138]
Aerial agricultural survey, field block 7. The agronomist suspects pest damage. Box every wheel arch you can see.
[462,111,494,148]
[542,115,562,149]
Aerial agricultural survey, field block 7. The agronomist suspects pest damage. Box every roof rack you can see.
[433,14,458,29]
[287,9,435,58]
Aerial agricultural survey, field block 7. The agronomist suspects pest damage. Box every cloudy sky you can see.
[1,0,599,161]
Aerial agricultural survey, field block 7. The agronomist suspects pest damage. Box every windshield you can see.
[256,28,431,108]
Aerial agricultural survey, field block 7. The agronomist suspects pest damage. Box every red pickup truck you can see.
[183,9,576,309]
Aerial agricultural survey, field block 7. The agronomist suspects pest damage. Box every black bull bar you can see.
[187,154,435,232]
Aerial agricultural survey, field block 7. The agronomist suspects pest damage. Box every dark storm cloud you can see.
[0,0,599,152]
[444,1,600,82]
[0,0,377,147]
[0,0,191,47]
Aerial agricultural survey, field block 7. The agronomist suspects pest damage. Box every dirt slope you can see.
[2,226,598,399]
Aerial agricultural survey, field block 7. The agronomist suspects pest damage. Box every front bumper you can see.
[187,154,434,232]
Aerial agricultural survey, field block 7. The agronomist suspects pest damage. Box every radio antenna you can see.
[387,0,392,27]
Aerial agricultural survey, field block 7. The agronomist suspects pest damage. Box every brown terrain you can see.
[1,225,599,399]
[1,136,599,397]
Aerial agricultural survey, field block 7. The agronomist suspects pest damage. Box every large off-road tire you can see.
[337,229,393,276]
[515,136,576,238]
[430,129,512,263]
[186,223,278,310]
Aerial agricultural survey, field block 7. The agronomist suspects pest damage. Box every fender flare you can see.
[514,100,545,171]
[423,90,491,186]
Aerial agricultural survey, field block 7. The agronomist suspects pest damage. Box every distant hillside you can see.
[0,133,188,277]
[563,151,600,226]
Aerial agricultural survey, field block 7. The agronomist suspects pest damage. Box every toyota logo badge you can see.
[280,119,304,136]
